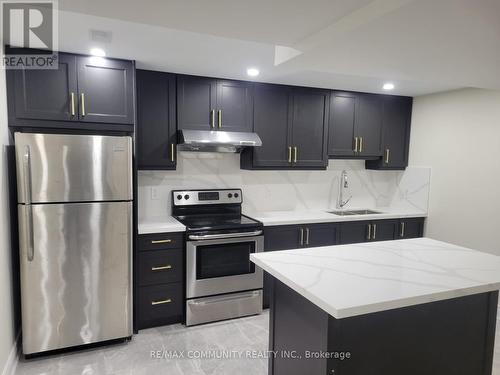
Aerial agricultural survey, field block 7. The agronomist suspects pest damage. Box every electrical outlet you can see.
[151,187,159,200]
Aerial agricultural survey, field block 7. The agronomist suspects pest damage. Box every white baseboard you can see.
[1,331,20,375]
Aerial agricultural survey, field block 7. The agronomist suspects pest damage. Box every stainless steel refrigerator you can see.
[15,133,133,355]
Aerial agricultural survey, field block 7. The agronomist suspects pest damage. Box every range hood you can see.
[178,130,262,153]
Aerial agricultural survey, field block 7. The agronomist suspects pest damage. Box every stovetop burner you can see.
[171,189,262,233]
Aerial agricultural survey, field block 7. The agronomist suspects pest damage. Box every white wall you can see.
[0,48,16,373]
[409,88,500,255]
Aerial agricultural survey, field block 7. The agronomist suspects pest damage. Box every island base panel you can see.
[269,278,498,375]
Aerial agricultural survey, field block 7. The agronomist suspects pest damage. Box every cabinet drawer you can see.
[138,249,183,286]
[138,283,183,329]
[138,232,184,251]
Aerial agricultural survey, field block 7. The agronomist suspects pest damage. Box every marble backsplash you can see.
[138,152,431,221]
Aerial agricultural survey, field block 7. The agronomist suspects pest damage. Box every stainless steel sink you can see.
[328,209,382,216]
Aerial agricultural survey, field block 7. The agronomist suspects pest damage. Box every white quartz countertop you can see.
[250,238,500,319]
[247,208,427,226]
[138,217,185,234]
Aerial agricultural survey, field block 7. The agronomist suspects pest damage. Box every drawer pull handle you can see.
[151,265,172,271]
[151,298,172,306]
[367,224,371,240]
[151,239,172,244]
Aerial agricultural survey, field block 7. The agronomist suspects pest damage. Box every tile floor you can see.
[14,308,500,375]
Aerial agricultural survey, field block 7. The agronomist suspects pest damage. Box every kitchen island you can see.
[250,238,500,375]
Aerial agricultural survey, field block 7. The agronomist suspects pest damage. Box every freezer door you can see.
[18,201,132,354]
[15,133,132,203]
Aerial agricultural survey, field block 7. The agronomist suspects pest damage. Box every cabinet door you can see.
[291,88,329,168]
[216,80,253,132]
[366,96,412,170]
[77,57,135,124]
[305,223,338,248]
[263,225,302,308]
[397,218,425,239]
[328,92,356,157]
[264,225,302,251]
[177,75,217,131]
[355,93,383,157]
[250,84,292,168]
[339,221,371,244]
[371,220,397,242]
[11,53,77,121]
[136,70,177,170]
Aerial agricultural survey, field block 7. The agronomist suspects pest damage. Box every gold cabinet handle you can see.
[152,265,172,271]
[151,298,172,306]
[151,239,172,244]
[293,146,298,163]
[367,224,371,240]
[400,222,405,237]
[359,137,363,153]
[354,137,359,153]
[218,110,222,128]
[299,227,304,246]
[70,92,76,116]
[80,93,86,116]
[210,109,215,128]
[372,223,377,240]
[305,227,310,245]
[385,148,390,164]
[171,144,175,162]
[288,146,292,163]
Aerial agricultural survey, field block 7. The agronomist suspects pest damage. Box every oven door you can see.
[186,232,264,299]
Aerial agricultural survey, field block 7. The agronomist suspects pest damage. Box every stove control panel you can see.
[172,189,242,206]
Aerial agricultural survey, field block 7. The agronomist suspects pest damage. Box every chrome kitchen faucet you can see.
[337,170,352,209]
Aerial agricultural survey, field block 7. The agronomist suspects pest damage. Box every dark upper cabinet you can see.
[366,96,413,170]
[136,70,177,170]
[355,93,383,157]
[10,53,77,122]
[6,50,135,131]
[397,218,425,239]
[241,85,329,170]
[245,84,292,168]
[77,57,135,124]
[177,75,217,131]
[177,75,252,132]
[328,92,357,157]
[216,80,253,132]
[291,89,329,168]
[328,91,384,159]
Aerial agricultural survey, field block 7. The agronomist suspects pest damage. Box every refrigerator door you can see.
[15,133,132,204]
[18,201,132,354]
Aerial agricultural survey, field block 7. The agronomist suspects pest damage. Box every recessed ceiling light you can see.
[246,68,260,77]
[90,48,106,57]
[383,82,395,90]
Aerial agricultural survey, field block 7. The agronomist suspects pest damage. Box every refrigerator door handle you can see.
[23,146,34,261]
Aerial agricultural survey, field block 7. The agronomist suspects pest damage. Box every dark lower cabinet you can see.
[137,70,177,170]
[263,223,338,308]
[366,96,413,170]
[339,219,400,244]
[136,232,184,330]
[397,218,425,239]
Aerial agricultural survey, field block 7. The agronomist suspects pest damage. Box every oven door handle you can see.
[188,230,263,241]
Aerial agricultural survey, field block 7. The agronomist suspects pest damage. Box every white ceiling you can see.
[57,0,500,96]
